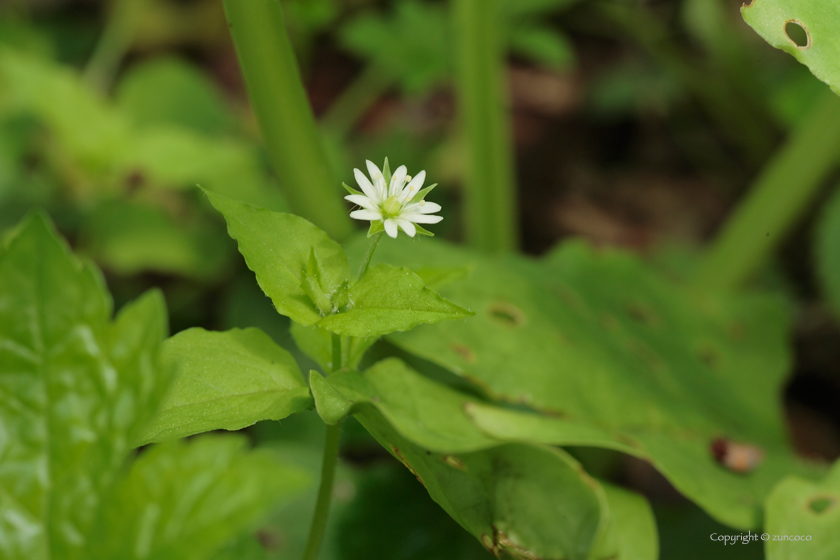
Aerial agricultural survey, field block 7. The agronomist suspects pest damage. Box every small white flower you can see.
[344,159,443,238]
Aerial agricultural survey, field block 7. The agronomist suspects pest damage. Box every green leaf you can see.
[204,190,350,326]
[509,24,575,70]
[309,370,352,425]
[87,436,310,560]
[356,407,609,560]
[765,460,840,560]
[347,235,814,529]
[137,327,313,445]
[0,212,170,560]
[115,56,234,134]
[592,484,659,560]
[317,263,474,338]
[816,186,840,319]
[742,0,840,94]
[0,212,310,560]
[209,535,267,560]
[310,359,496,451]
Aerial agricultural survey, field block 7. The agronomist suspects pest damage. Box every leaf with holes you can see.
[816,186,840,320]
[765,460,840,560]
[742,0,840,94]
[345,235,816,529]
[0,213,309,560]
[136,327,313,446]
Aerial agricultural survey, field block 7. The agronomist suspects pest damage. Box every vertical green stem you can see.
[223,0,353,241]
[454,0,518,253]
[695,90,840,291]
[301,334,345,560]
[357,232,383,279]
[300,422,341,560]
[84,0,146,92]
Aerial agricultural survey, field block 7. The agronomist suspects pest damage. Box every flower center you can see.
[381,196,403,217]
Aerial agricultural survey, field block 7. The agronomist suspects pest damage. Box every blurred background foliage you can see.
[1,0,839,558]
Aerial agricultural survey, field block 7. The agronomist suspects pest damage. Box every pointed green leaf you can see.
[765,460,840,560]
[742,0,840,94]
[87,436,310,560]
[204,190,350,326]
[317,263,474,338]
[0,213,170,560]
[342,181,364,196]
[309,370,352,425]
[137,327,313,445]
[0,213,310,560]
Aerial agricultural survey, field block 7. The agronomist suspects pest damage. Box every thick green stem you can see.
[695,90,840,291]
[321,65,394,138]
[357,232,383,279]
[84,0,145,92]
[223,0,353,241]
[300,422,341,560]
[454,0,518,253]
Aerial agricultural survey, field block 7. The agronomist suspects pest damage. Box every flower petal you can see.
[389,165,407,197]
[350,209,383,221]
[401,213,443,224]
[395,219,416,237]
[406,170,426,191]
[403,201,441,214]
[383,218,399,238]
[354,169,381,203]
[365,160,387,198]
[344,194,376,210]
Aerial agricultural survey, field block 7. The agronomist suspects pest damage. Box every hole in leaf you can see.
[809,495,837,514]
[488,302,526,327]
[785,21,810,48]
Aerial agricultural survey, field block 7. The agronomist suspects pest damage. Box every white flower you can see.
[344,159,443,238]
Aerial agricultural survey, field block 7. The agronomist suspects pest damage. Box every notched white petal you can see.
[396,219,416,237]
[389,165,408,196]
[345,194,376,209]
[354,169,380,203]
[383,218,399,238]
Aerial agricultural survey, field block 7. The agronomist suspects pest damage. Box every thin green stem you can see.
[695,90,840,291]
[357,232,383,279]
[454,0,518,253]
[300,422,341,560]
[84,0,146,92]
[222,0,353,241]
[321,64,394,138]
[330,333,341,373]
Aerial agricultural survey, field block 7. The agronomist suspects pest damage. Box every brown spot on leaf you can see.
[443,455,465,469]
[452,343,476,363]
[488,302,527,327]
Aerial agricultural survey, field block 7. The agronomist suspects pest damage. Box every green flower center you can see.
[381,196,402,217]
